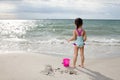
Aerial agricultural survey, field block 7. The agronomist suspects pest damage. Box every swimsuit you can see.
[73,29,84,47]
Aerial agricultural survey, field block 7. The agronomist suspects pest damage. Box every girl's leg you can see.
[80,46,84,68]
[73,46,79,68]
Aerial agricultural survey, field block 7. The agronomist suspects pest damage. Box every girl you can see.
[68,18,87,68]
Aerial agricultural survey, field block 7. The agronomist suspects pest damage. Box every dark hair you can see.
[75,18,83,29]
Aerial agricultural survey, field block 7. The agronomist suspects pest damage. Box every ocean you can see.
[0,19,120,58]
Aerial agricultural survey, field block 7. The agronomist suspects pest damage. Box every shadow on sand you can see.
[75,68,113,80]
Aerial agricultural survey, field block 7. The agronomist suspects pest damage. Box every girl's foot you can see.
[72,65,76,68]
[78,65,84,68]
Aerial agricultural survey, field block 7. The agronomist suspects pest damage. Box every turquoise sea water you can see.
[0,19,120,58]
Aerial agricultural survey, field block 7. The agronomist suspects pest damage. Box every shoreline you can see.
[1,51,120,59]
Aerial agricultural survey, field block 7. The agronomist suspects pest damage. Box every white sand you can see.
[0,53,120,80]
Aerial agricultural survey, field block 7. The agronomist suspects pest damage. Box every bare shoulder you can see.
[72,29,77,33]
[82,29,86,33]
[82,29,86,36]
[73,29,77,35]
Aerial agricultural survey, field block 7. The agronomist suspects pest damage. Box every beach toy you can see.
[62,58,70,67]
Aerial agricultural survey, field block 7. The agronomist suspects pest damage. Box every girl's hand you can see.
[67,40,70,43]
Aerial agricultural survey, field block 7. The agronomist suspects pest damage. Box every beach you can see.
[0,53,120,80]
[0,20,120,80]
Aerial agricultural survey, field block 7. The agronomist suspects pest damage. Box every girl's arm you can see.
[83,30,87,42]
[68,30,76,42]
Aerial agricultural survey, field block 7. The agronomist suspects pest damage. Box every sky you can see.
[0,0,120,19]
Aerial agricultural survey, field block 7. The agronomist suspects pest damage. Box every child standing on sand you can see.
[68,18,87,68]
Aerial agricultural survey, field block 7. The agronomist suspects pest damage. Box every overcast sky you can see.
[0,0,120,19]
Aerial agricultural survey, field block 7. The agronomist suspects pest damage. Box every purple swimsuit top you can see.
[76,29,83,36]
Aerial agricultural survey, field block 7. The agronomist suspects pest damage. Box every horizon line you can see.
[0,18,120,20]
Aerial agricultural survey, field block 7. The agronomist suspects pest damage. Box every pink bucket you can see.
[62,58,70,67]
